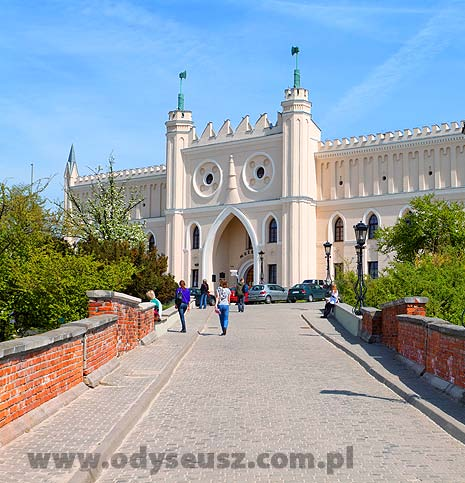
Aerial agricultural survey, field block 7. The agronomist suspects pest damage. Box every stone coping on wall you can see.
[361,307,381,316]
[396,314,448,328]
[139,302,156,312]
[380,297,429,309]
[66,314,118,331]
[86,290,142,306]
[0,325,86,359]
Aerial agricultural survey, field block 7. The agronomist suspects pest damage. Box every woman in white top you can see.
[216,279,231,336]
[322,283,339,318]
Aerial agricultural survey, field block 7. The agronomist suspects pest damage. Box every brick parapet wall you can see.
[0,325,85,429]
[0,291,156,431]
[379,297,428,351]
[68,315,118,376]
[426,320,465,388]
[86,290,153,354]
[360,307,382,343]
[382,313,465,389]
[138,302,156,341]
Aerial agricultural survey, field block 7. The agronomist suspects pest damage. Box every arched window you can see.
[368,214,378,239]
[192,226,200,249]
[268,218,277,243]
[334,217,344,242]
[148,234,155,251]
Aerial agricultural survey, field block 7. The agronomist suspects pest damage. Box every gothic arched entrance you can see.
[244,266,254,286]
[202,207,259,290]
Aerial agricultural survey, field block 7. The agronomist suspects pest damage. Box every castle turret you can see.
[165,72,194,279]
[280,48,321,285]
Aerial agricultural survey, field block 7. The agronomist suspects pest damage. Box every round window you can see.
[205,173,214,185]
[256,166,265,179]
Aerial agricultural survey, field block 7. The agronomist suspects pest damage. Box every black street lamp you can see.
[259,250,265,284]
[353,221,368,315]
[323,241,332,286]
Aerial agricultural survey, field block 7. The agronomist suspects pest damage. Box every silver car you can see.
[247,284,288,304]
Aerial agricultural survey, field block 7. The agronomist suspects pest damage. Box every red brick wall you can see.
[83,324,118,376]
[138,307,155,341]
[87,292,151,355]
[426,328,465,388]
[397,319,427,366]
[0,292,156,431]
[380,299,427,351]
[0,338,83,429]
[361,309,382,342]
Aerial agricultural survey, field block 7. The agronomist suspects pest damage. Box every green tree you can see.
[376,194,465,262]
[64,155,147,248]
[125,246,178,304]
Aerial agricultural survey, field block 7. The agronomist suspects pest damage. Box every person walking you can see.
[199,279,209,309]
[322,283,339,318]
[175,280,190,332]
[216,279,231,335]
[235,277,245,312]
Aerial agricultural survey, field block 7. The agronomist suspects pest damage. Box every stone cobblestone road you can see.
[96,302,465,483]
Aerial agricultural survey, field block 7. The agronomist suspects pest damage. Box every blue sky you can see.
[1,0,465,202]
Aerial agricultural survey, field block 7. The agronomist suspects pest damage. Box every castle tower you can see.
[280,48,321,285]
[165,72,194,279]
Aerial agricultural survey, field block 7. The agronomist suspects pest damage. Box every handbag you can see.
[175,290,183,308]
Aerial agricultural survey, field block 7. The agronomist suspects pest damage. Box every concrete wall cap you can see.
[66,315,118,331]
[139,302,156,312]
[86,290,142,306]
[380,296,429,309]
[0,325,86,359]
[361,307,381,316]
[397,314,430,326]
[428,321,465,339]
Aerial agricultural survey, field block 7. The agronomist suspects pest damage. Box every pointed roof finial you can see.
[178,70,187,111]
[291,46,300,88]
[67,144,76,166]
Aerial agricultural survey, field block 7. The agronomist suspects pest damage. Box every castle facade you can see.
[64,78,465,289]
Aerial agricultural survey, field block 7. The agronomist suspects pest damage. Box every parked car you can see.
[302,279,326,287]
[190,287,216,307]
[229,287,249,304]
[247,284,288,304]
[287,283,328,302]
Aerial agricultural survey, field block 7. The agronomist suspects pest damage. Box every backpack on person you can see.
[243,283,249,293]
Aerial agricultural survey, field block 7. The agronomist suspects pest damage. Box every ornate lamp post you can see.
[353,221,368,315]
[323,241,332,286]
[259,250,265,284]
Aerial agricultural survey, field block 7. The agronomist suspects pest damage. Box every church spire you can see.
[177,70,187,111]
[67,144,76,168]
[291,46,300,88]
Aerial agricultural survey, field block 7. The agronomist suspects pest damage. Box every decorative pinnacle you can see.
[178,70,187,111]
[291,46,300,88]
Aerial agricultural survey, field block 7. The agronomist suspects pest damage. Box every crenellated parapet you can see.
[317,121,464,154]
[72,165,166,186]
[193,112,283,146]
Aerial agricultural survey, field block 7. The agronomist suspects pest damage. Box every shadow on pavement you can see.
[320,389,406,403]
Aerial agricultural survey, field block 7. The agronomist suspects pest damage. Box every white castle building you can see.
[64,64,465,289]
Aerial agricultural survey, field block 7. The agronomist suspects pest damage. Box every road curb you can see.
[301,314,465,446]
[69,313,212,483]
